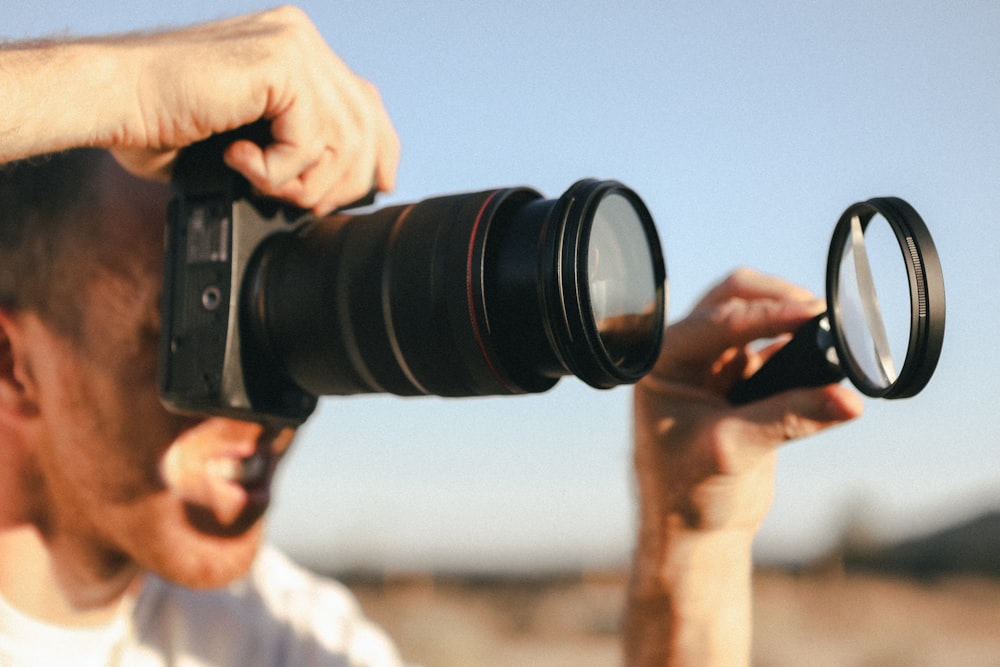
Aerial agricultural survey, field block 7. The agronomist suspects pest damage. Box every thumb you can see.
[738,384,864,446]
[223,137,320,196]
[110,147,178,182]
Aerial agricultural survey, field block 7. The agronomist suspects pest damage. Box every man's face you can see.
[22,157,296,589]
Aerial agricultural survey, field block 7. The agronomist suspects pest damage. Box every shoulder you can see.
[247,544,363,624]
[247,545,396,656]
[133,545,403,667]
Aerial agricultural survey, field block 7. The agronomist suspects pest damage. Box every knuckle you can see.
[706,298,747,334]
[720,267,756,293]
[343,166,373,193]
[383,128,402,163]
[295,185,324,211]
[359,78,381,102]
[696,417,736,475]
[270,4,309,26]
[778,409,810,441]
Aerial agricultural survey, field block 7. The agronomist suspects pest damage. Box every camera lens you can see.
[242,180,666,399]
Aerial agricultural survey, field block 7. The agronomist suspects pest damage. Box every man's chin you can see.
[147,519,266,590]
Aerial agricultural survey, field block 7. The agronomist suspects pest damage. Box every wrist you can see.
[2,39,126,160]
[625,514,756,666]
[631,512,755,597]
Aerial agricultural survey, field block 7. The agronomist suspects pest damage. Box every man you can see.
[0,6,863,666]
[0,147,403,665]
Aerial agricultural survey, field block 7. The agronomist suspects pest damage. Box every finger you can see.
[662,295,823,372]
[275,147,341,213]
[699,267,818,308]
[372,108,401,194]
[111,147,178,182]
[350,79,400,194]
[316,173,379,215]
[309,155,380,215]
[740,334,793,378]
[223,139,280,191]
[734,383,864,446]
[225,136,326,197]
[294,148,343,214]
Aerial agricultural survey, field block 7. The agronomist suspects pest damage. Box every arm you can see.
[0,6,399,213]
[624,268,864,666]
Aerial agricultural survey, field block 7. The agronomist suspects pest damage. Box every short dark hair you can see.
[0,148,106,337]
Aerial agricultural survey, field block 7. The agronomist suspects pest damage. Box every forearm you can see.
[624,516,756,666]
[1,7,400,211]
[1,38,132,161]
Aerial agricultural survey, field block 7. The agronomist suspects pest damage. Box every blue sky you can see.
[7,1,998,571]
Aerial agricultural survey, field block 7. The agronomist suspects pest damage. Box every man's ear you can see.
[0,311,39,420]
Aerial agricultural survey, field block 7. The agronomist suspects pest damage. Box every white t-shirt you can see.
[0,545,403,667]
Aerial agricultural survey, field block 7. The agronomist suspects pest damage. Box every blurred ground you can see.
[314,512,1000,666]
[338,568,1000,667]
[752,569,1000,666]
[343,571,622,667]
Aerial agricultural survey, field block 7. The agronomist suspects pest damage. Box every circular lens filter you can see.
[826,197,945,398]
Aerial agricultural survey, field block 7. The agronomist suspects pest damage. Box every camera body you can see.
[159,134,321,425]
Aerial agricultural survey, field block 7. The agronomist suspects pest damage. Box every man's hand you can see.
[625,268,863,666]
[635,268,863,534]
[3,6,400,214]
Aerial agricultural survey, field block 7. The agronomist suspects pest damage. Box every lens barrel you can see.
[243,179,666,399]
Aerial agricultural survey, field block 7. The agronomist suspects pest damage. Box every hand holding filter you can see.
[728,197,945,404]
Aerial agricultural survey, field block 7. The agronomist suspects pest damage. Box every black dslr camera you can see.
[159,124,667,425]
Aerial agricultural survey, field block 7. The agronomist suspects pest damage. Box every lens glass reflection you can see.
[587,193,659,372]
[836,213,911,389]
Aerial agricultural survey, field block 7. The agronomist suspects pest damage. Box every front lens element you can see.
[587,193,660,375]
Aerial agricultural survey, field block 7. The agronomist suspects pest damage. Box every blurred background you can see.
[7,1,1000,664]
